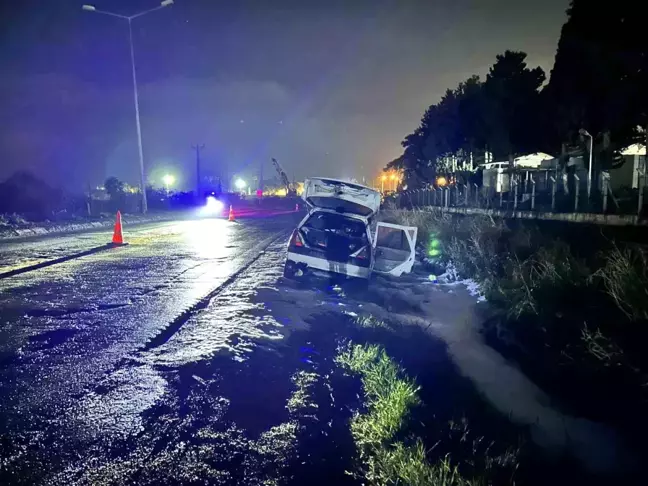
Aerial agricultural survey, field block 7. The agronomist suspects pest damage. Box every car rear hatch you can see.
[288,211,371,267]
[302,178,381,218]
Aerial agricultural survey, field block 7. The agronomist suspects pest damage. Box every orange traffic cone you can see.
[111,210,124,245]
[228,205,235,222]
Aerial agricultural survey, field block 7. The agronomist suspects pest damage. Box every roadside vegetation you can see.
[385,208,648,443]
[336,341,519,486]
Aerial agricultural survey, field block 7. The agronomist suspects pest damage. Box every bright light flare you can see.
[162,174,175,187]
[199,196,224,217]
[436,176,448,187]
[235,178,247,190]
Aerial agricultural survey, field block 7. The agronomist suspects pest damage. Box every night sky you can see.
[1,0,569,191]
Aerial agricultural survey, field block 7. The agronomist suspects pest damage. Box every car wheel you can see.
[283,261,297,279]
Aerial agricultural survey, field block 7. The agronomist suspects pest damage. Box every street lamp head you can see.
[579,128,591,137]
[162,174,175,186]
[82,4,96,11]
[235,178,247,190]
[161,0,174,6]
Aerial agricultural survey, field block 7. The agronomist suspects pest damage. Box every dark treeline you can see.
[388,0,648,188]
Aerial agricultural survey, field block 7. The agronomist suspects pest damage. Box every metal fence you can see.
[394,170,647,219]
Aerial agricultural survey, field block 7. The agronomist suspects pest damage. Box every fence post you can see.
[513,177,519,210]
[638,169,645,217]
[602,175,609,213]
[550,176,556,211]
[523,171,528,194]
[499,189,503,208]
[464,184,469,206]
[444,188,449,208]
[474,183,479,207]
[432,187,437,206]
[531,176,536,210]
[573,175,580,212]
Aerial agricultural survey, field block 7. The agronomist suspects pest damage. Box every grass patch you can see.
[286,371,319,415]
[388,207,648,445]
[594,244,648,321]
[336,342,508,485]
[355,315,393,330]
[369,443,482,486]
[337,343,420,446]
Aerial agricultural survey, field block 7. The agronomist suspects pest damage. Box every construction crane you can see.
[271,158,297,196]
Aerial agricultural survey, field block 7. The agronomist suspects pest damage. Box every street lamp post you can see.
[579,128,594,200]
[83,1,174,214]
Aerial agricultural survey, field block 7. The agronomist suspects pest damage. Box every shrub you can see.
[489,242,591,319]
[594,245,648,321]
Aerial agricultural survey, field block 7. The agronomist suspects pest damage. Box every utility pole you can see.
[192,143,204,197]
[258,159,264,195]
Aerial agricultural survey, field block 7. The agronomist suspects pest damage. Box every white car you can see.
[284,178,418,280]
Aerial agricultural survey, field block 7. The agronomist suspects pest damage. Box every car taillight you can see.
[290,230,305,247]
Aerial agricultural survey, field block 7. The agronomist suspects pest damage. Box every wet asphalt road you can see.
[1,214,625,485]
[0,214,318,485]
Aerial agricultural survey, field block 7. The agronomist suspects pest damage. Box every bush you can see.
[594,245,648,321]
[489,242,590,319]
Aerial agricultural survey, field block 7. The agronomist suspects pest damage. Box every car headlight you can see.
[203,196,224,216]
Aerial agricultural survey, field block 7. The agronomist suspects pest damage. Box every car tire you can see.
[283,261,297,279]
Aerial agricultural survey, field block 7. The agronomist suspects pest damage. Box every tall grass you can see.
[387,208,648,382]
[594,245,648,321]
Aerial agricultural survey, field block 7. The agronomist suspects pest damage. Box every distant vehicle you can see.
[284,178,417,280]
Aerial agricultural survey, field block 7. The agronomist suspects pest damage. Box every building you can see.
[609,144,646,191]
[482,153,557,193]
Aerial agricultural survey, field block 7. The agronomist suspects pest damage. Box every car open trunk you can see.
[298,211,370,264]
[302,178,381,218]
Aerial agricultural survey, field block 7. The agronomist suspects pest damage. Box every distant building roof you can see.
[621,143,646,156]
[514,152,555,167]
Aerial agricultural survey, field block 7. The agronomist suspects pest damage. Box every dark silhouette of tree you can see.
[546,0,647,168]
[0,171,63,219]
[104,177,125,201]
[483,51,546,161]
[388,52,544,187]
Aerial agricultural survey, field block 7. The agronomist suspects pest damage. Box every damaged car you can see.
[284,177,417,280]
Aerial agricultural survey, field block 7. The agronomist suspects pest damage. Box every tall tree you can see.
[483,51,546,160]
[546,0,647,161]
[388,51,544,187]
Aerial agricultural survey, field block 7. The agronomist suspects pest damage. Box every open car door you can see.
[372,222,418,277]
